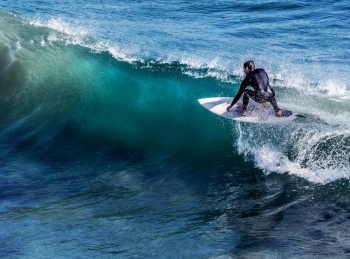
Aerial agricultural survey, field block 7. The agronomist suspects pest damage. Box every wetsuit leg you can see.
[242,89,263,112]
[242,92,250,112]
[243,89,279,113]
[244,90,266,102]
[269,97,280,112]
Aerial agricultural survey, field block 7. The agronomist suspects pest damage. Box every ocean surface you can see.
[0,0,350,258]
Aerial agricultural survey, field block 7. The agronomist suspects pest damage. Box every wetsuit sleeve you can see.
[230,78,248,106]
[263,69,269,81]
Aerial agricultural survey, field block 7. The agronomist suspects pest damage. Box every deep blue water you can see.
[0,0,350,258]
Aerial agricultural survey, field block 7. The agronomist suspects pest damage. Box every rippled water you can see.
[0,1,350,258]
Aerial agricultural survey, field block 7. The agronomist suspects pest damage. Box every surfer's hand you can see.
[226,105,232,112]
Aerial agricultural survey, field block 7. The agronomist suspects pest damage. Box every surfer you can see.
[226,60,285,117]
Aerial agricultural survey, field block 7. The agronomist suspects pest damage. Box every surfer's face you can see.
[244,67,250,75]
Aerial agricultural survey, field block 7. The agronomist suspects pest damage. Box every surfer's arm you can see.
[230,85,245,106]
[226,80,248,111]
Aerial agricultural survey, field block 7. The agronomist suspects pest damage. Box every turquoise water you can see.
[0,1,350,258]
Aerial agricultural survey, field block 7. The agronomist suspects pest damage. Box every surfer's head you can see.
[243,60,255,75]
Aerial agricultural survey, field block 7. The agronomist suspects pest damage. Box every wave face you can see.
[1,9,350,183]
[0,11,237,166]
[1,2,350,258]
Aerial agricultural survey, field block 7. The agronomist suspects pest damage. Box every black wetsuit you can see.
[230,68,279,112]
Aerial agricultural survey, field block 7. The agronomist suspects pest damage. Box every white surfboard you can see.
[198,97,297,123]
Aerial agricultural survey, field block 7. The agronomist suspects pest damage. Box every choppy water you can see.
[0,1,350,258]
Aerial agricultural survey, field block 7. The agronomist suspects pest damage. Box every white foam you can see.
[277,77,350,100]
[15,40,21,51]
[28,17,144,64]
[29,17,88,37]
[107,45,143,63]
[236,123,350,184]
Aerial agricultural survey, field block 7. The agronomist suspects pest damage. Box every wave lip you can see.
[4,10,349,102]
[28,16,144,64]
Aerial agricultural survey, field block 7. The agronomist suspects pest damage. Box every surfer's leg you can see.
[269,97,280,112]
[242,93,249,114]
[245,90,266,103]
[269,97,287,117]
[242,90,260,115]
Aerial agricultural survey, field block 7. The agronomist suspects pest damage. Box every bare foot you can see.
[242,110,247,116]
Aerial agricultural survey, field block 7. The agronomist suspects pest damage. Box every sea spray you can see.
[236,122,350,183]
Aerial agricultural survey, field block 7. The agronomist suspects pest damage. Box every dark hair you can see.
[243,60,255,71]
